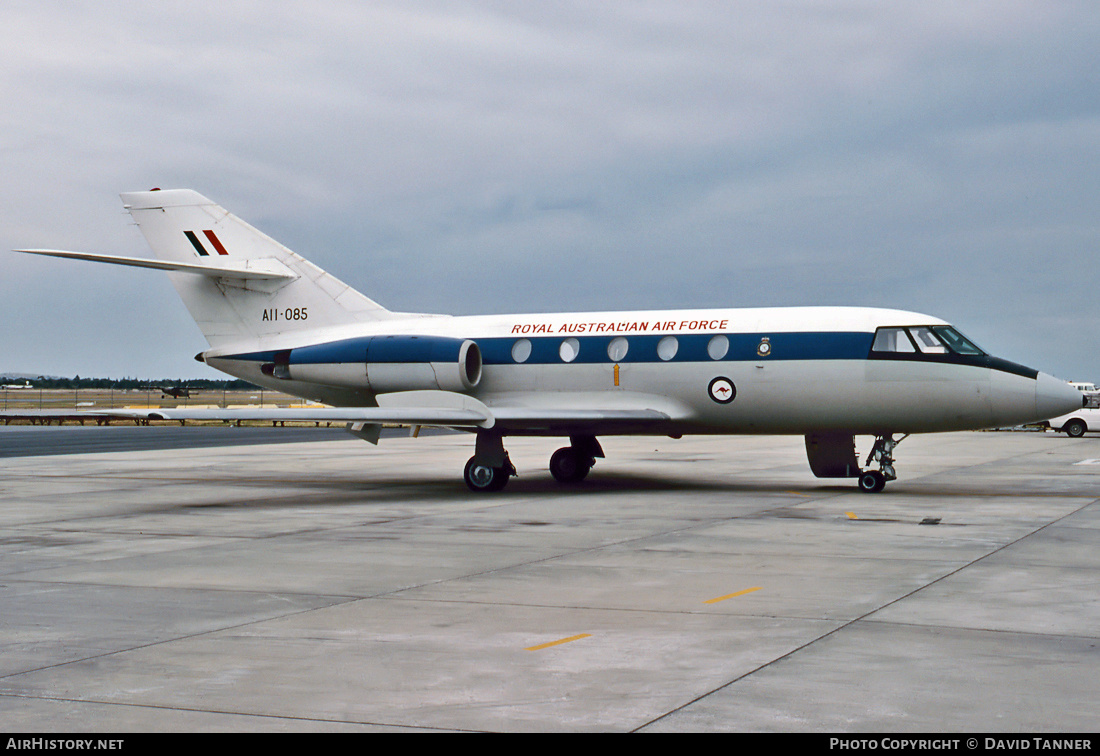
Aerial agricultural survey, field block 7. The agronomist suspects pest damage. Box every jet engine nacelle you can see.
[264,335,482,393]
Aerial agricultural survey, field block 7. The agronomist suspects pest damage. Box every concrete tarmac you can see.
[0,430,1097,732]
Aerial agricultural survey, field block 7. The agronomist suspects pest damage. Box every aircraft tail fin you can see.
[120,189,394,347]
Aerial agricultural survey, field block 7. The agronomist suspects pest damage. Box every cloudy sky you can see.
[3,1,1098,381]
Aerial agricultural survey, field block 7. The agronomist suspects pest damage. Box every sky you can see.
[2,1,1098,381]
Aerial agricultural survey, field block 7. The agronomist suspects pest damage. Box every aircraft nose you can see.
[1035,372,1083,420]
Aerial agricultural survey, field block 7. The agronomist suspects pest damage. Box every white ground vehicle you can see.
[1047,394,1100,437]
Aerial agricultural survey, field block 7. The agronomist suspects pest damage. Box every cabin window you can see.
[559,337,580,363]
[707,335,729,360]
[657,335,678,361]
[511,338,532,363]
[607,337,629,362]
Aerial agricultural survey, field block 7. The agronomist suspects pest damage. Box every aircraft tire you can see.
[1065,419,1087,438]
[464,457,509,492]
[857,470,886,493]
[549,447,592,483]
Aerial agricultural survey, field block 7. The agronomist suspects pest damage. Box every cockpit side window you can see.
[871,327,916,353]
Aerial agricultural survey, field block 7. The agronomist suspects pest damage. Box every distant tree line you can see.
[4,376,262,391]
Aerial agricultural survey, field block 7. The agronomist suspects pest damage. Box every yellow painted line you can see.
[846,512,858,519]
[525,633,592,651]
[704,586,762,604]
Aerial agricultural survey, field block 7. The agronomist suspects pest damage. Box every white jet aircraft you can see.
[19,189,1082,493]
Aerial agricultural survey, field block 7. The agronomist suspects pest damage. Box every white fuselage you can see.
[202,305,1077,437]
[23,189,1084,492]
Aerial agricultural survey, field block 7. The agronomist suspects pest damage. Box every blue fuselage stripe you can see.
[217,331,1039,379]
[224,331,875,365]
[289,335,465,365]
[478,332,873,364]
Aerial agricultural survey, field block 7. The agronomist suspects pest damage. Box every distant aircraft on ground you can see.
[159,386,191,399]
[18,190,1082,492]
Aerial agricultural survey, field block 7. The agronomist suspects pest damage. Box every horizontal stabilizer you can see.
[17,249,297,282]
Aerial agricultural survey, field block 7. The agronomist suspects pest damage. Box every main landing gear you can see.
[857,434,907,493]
[463,454,516,492]
[464,433,604,492]
[549,436,603,484]
[464,430,517,492]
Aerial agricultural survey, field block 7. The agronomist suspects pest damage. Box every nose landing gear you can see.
[858,434,907,493]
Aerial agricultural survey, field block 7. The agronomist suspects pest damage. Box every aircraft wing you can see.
[102,405,671,430]
[104,406,494,427]
[85,390,679,438]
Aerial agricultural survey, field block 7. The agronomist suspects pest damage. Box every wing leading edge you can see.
[102,405,671,431]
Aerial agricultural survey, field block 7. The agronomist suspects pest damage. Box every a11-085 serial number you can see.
[261,307,308,322]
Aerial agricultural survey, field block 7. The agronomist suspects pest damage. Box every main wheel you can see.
[857,470,886,493]
[549,447,592,483]
[1065,419,1087,438]
[464,457,509,492]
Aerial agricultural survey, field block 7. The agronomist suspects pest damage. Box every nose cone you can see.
[1036,373,1084,420]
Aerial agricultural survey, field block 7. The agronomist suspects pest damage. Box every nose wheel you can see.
[857,470,887,493]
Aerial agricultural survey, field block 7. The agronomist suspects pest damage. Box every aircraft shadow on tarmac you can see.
[156,466,1090,509]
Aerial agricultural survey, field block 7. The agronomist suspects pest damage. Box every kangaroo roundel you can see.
[708,377,736,404]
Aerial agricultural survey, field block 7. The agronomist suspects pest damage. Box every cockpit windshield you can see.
[871,325,984,356]
[869,324,1038,378]
[930,326,983,355]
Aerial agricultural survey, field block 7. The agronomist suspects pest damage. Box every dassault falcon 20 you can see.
[19,189,1082,493]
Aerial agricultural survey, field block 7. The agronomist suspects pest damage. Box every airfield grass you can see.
[0,388,328,427]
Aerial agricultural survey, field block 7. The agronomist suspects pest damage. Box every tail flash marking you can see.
[117,188,397,345]
[203,230,229,255]
[183,231,209,256]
